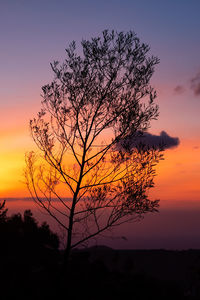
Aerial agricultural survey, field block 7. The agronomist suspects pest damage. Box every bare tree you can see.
[25,30,162,268]
[0,200,7,222]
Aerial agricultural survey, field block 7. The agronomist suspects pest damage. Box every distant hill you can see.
[71,247,200,298]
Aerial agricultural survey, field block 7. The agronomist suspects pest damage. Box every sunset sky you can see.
[0,0,200,248]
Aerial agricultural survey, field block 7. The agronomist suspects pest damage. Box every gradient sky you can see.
[0,0,200,212]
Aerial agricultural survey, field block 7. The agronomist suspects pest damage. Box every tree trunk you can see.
[61,193,77,276]
[62,242,71,275]
[61,146,87,276]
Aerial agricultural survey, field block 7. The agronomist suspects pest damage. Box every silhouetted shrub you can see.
[0,203,60,299]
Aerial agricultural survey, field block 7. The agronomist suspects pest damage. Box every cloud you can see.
[174,85,185,95]
[191,72,200,96]
[120,131,180,151]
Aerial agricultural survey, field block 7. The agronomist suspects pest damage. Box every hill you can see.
[70,246,200,299]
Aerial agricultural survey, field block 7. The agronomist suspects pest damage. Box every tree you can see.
[25,30,162,268]
[0,200,7,223]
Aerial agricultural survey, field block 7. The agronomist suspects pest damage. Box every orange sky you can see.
[150,139,200,205]
[1,77,200,207]
[0,81,200,204]
[0,123,199,207]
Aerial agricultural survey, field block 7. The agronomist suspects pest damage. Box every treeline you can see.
[0,200,60,299]
[0,200,59,252]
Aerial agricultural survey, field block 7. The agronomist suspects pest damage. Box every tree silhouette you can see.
[25,30,162,268]
[0,200,7,223]
[0,207,59,253]
[0,204,60,299]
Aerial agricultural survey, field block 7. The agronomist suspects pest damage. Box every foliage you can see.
[0,205,59,253]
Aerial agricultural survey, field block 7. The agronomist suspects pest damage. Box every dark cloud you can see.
[191,72,200,96]
[120,131,180,151]
[174,85,185,95]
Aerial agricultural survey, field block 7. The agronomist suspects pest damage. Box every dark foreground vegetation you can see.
[1,203,200,299]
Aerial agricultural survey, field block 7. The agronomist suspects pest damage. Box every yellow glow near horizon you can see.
[0,152,25,197]
[0,129,32,197]
[0,124,200,205]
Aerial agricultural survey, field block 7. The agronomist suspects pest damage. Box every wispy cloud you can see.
[173,70,200,96]
[174,85,185,95]
[191,71,200,96]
